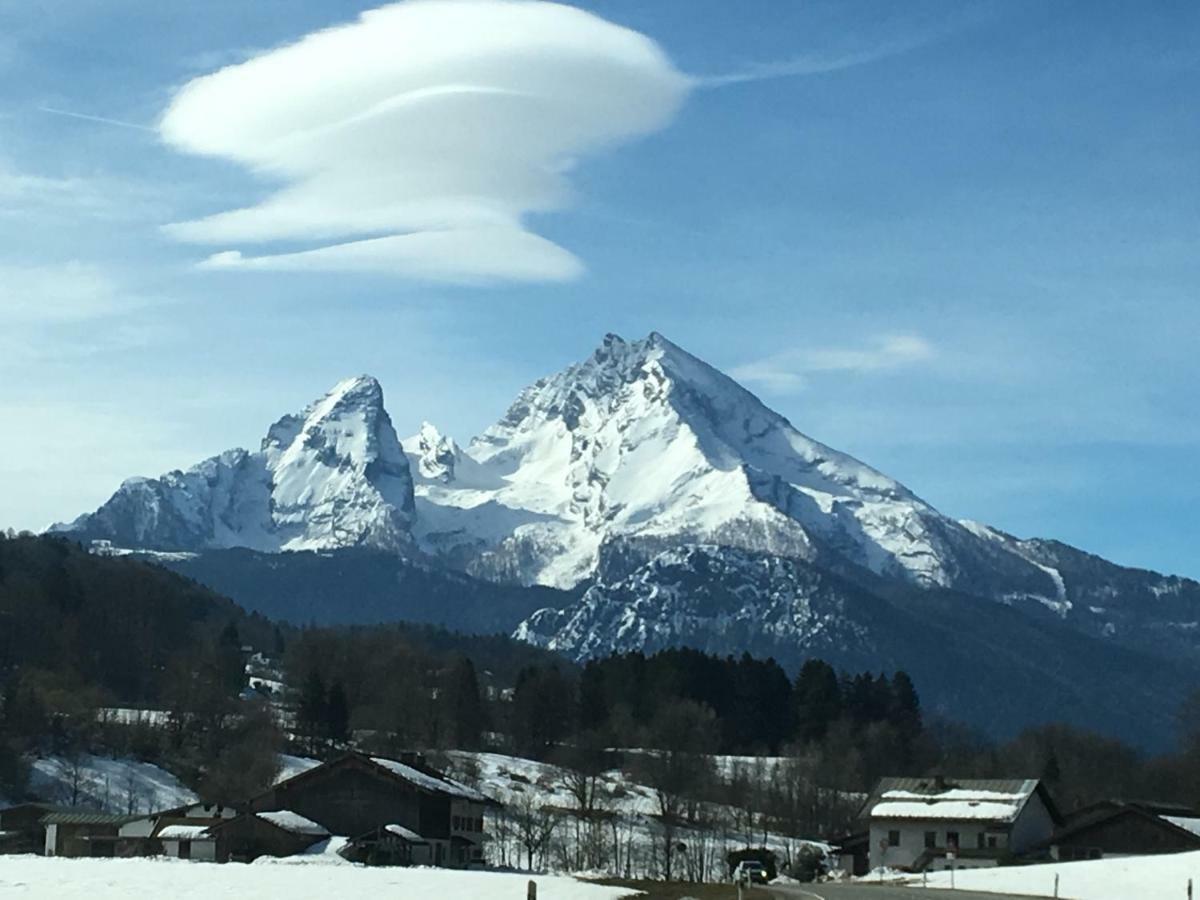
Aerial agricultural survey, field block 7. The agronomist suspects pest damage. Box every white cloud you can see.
[160,0,689,284]
[732,333,935,393]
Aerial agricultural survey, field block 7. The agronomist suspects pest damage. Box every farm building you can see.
[243,751,496,867]
[864,776,1061,872]
[208,809,330,863]
[42,810,138,858]
[1043,801,1200,861]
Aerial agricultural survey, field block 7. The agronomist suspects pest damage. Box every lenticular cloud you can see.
[160,0,689,284]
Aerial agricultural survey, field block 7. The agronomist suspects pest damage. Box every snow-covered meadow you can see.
[913,851,1200,899]
[29,754,197,814]
[0,856,631,900]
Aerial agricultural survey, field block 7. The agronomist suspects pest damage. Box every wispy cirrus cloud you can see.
[732,333,935,393]
[159,0,689,285]
[695,38,933,88]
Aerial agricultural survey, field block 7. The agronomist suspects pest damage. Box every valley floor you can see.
[0,856,631,900]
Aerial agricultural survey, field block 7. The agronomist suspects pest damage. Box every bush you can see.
[787,845,827,882]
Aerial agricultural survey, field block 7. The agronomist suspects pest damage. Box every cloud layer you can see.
[160,0,689,284]
[732,333,934,393]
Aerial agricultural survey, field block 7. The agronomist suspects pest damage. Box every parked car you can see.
[733,860,769,884]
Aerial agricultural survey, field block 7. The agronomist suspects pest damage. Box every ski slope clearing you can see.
[0,856,632,900]
[914,850,1200,898]
[29,754,197,814]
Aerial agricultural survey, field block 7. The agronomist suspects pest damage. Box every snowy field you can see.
[0,856,631,900]
[913,851,1200,899]
[29,754,197,814]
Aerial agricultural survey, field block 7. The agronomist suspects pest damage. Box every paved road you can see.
[761,882,1044,900]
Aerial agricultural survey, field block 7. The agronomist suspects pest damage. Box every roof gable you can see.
[260,751,490,805]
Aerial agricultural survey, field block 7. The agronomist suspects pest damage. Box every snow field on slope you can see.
[914,850,1200,898]
[0,856,630,900]
[29,754,197,815]
[446,751,825,881]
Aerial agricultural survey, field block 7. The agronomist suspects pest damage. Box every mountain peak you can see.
[64,373,415,554]
[317,374,384,412]
[405,422,460,484]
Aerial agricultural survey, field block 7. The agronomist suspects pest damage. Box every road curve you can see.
[763,881,1046,900]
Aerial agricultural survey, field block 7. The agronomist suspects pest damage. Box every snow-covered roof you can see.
[1162,816,1200,838]
[869,779,1040,824]
[256,810,329,836]
[370,757,488,803]
[157,824,212,841]
[384,823,427,843]
[871,800,1023,822]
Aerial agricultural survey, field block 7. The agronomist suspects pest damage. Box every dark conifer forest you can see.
[3,532,1200,833]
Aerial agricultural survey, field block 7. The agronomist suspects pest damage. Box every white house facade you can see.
[866,777,1060,872]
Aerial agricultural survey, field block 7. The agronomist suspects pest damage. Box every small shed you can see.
[208,809,329,863]
[42,811,137,858]
[827,831,869,877]
[0,803,73,855]
[158,823,217,861]
[344,822,433,866]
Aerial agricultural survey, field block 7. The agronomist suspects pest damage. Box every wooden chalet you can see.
[245,751,497,867]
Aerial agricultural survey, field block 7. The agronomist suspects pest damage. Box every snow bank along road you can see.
[765,885,1041,900]
[0,856,630,900]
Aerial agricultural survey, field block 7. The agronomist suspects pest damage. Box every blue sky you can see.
[1,0,1197,578]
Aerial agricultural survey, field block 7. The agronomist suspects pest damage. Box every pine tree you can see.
[793,659,842,742]
[297,670,327,755]
[325,681,350,747]
[443,657,484,750]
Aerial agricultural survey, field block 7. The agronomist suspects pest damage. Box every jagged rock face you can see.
[58,376,415,553]
[514,543,878,662]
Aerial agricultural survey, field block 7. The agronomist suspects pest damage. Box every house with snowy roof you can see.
[865,776,1062,872]
[243,751,497,867]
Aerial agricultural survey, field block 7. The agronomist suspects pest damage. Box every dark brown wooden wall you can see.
[1058,815,1200,856]
[252,764,439,838]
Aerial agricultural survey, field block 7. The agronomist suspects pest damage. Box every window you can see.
[924,831,936,849]
[977,832,986,849]
[987,836,998,849]
[887,830,901,847]
[946,831,959,850]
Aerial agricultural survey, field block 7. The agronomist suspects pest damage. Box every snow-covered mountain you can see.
[55,332,1200,747]
[57,376,415,553]
[407,333,1054,599]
